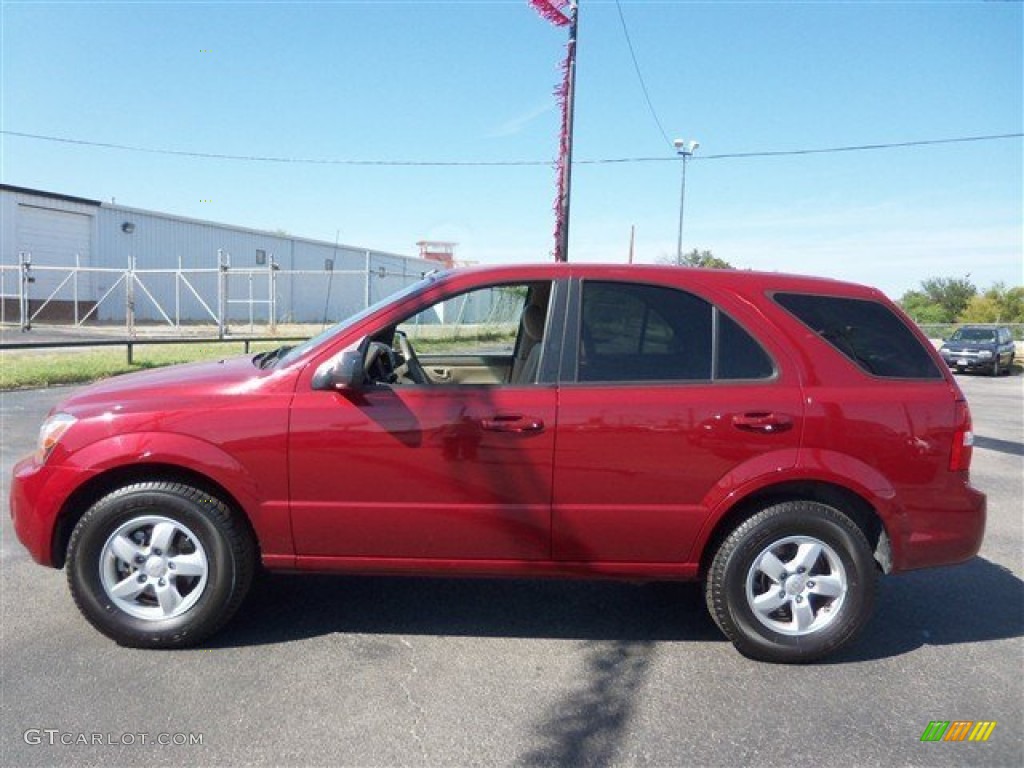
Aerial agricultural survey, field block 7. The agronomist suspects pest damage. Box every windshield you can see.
[276,274,439,367]
[951,328,996,342]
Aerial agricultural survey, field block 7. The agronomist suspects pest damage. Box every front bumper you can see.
[940,351,995,371]
[9,455,91,567]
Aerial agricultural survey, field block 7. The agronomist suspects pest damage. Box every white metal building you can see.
[0,185,433,325]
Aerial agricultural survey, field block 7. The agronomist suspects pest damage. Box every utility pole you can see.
[555,0,579,263]
[528,0,579,262]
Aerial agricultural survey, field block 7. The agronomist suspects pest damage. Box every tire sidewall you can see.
[68,487,238,646]
[718,505,875,662]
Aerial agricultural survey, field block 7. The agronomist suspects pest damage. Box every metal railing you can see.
[0,335,309,365]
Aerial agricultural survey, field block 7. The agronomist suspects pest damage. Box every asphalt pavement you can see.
[1,373,1021,767]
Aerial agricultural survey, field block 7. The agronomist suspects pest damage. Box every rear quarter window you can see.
[774,292,942,379]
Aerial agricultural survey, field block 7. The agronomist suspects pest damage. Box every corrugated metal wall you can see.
[94,206,432,323]
[2,187,434,324]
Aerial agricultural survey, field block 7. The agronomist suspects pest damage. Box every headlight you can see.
[36,413,77,463]
[978,350,993,359]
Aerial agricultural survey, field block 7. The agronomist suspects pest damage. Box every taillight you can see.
[949,400,974,472]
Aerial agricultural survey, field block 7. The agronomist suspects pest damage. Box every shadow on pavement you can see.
[515,639,654,768]
[205,558,1021,765]
[828,557,1024,663]
[212,557,1022,661]
[974,434,1024,457]
[211,576,722,648]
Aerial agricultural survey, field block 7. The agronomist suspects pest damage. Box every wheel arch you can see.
[697,480,892,579]
[51,463,258,569]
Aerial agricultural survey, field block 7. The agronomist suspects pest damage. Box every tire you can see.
[705,501,877,663]
[66,482,255,648]
[991,358,1001,377]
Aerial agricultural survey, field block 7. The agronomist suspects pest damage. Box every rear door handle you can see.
[481,414,545,433]
[732,412,793,433]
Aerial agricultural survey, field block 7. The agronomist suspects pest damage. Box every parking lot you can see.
[1,373,1021,767]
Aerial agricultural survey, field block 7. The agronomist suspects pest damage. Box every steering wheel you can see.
[393,330,431,385]
[364,341,400,384]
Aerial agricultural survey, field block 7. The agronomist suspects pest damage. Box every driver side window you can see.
[392,281,551,386]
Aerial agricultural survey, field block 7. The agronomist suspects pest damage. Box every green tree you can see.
[960,283,1024,323]
[919,276,976,322]
[898,290,949,323]
[658,249,734,269]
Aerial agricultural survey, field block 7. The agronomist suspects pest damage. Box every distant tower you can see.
[417,241,457,270]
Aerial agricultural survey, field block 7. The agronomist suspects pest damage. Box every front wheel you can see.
[705,501,878,663]
[67,482,255,648]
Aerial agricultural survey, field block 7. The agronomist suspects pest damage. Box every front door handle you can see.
[481,414,545,433]
[732,412,793,434]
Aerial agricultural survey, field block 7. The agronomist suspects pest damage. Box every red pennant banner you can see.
[528,0,576,260]
[528,0,571,27]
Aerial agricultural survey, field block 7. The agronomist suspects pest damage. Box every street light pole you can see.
[673,138,699,264]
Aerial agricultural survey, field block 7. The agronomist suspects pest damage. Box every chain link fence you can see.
[918,323,1024,342]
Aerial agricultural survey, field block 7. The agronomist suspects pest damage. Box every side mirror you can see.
[312,348,365,391]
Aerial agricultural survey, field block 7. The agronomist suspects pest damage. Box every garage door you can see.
[16,205,94,320]
[17,204,93,268]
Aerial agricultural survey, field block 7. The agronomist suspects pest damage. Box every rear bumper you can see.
[891,482,986,572]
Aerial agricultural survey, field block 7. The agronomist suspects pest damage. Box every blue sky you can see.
[2,0,1021,298]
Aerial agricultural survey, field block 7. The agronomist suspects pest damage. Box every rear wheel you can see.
[706,500,877,663]
[67,482,255,648]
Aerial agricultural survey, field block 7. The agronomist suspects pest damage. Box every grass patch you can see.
[0,329,519,390]
[0,341,283,390]
[405,329,517,355]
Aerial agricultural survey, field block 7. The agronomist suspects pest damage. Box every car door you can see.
[288,279,562,561]
[551,278,804,564]
[999,328,1014,367]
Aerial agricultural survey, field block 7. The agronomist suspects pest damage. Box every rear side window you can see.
[775,293,942,379]
[580,282,710,381]
[578,281,774,382]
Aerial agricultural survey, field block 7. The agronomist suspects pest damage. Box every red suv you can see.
[10,265,985,662]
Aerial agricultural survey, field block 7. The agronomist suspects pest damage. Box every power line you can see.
[614,0,673,150]
[694,133,1024,161]
[2,129,1021,167]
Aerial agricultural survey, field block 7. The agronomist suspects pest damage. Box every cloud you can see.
[489,102,555,138]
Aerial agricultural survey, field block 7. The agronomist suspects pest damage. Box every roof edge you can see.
[1,184,102,207]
